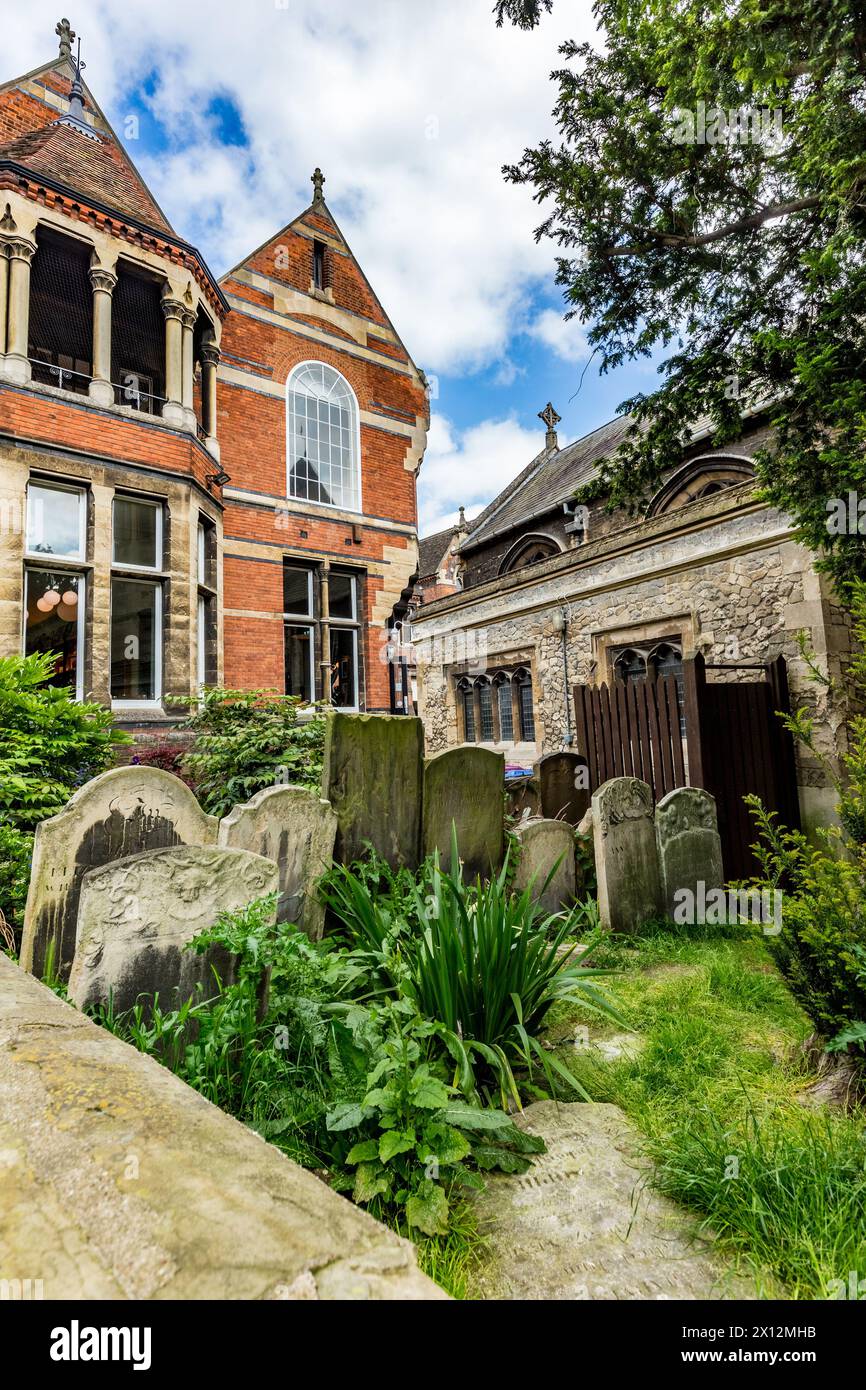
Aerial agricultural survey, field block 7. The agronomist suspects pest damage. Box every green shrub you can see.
[747,583,866,1041]
[321,832,623,1106]
[177,687,326,818]
[0,651,127,830]
[0,824,32,951]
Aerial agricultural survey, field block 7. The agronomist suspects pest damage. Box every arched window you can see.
[475,676,494,740]
[457,677,475,742]
[499,534,561,576]
[515,667,535,741]
[614,648,647,684]
[286,362,360,510]
[493,671,514,741]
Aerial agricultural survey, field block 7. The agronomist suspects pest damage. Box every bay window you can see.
[25,480,86,560]
[283,563,314,703]
[111,494,164,705]
[24,568,85,700]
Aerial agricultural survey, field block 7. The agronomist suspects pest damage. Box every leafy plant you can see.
[0,651,127,829]
[176,686,326,818]
[326,1000,544,1236]
[0,824,33,952]
[129,742,196,790]
[322,830,623,1106]
[745,584,866,1041]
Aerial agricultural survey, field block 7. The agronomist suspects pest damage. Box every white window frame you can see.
[328,570,360,711]
[285,360,362,514]
[197,521,207,587]
[23,567,86,703]
[329,625,359,712]
[282,563,315,702]
[25,480,87,563]
[197,592,207,691]
[110,577,163,709]
[112,496,164,573]
[283,564,314,620]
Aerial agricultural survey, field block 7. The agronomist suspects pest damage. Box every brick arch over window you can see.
[498,532,562,575]
[286,360,361,511]
[646,456,755,517]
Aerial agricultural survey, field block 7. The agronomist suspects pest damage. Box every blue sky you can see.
[7,1,653,535]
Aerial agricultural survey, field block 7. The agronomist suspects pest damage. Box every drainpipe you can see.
[552,608,573,747]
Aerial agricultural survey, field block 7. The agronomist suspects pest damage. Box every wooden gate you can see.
[572,653,800,879]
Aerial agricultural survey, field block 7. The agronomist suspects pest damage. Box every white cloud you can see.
[419,412,543,535]
[527,308,590,364]
[4,0,599,376]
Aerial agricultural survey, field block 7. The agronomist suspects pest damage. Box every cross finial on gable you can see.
[311,167,326,207]
[56,17,76,61]
[538,402,561,450]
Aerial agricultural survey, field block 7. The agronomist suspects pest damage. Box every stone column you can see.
[180,305,196,420]
[200,338,220,460]
[319,563,331,704]
[88,262,117,407]
[0,245,9,359]
[4,236,36,385]
[160,288,185,426]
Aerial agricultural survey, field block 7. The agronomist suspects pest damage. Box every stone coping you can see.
[0,954,445,1301]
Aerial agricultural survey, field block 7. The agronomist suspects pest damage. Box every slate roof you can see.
[0,119,174,234]
[460,414,634,552]
[417,526,455,579]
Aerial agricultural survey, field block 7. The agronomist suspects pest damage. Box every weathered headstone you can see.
[67,845,278,1014]
[535,752,590,826]
[422,747,504,877]
[20,767,219,982]
[218,784,337,939]
[469,1101,756,1300]
[655,787,724,919]
[513,819,576,914]
[591,777,663,933]
[321,713,424,868]
[505,774,540,822]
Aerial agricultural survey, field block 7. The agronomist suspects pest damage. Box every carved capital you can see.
[6,236,36,265]
[200,342,220,369]
[180,307,197,332]
[89,266,118,295]
[160,291,186,323]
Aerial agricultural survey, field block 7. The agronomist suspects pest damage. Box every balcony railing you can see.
[112,381,166,415]
[28,359,91,395]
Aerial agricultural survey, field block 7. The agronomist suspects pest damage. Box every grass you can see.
[547,918,866,1299]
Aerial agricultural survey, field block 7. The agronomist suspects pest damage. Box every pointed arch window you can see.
[286,361,360,511]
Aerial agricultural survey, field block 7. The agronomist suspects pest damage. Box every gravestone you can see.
[422,747,504,877]
[655,787,724,919]
[535,752,590,826]
[513,819,576,915]
[469,1101,756,1300]
[20,767,219,982]
[321,713,424,869]
[67,845,278,1014]
[591,777,663,933]
[218,784,337,939]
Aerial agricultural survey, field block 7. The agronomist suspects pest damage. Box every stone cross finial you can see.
[56,17,76,61]
[311,167,325,206]
[539,401,561,450]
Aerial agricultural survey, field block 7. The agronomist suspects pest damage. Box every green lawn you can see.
[546,920,866,1300]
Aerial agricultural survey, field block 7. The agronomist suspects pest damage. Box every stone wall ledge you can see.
[0,954,445,1301]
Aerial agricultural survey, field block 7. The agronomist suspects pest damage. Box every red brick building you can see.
[218,170,427,712]
[0,22,427,725]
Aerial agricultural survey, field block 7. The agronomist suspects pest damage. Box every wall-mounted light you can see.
[207,470,231,490]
